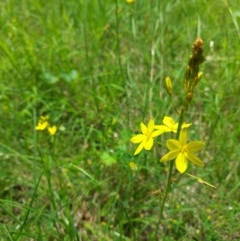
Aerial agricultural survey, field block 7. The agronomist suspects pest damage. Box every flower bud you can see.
[193,71,203,87]
[165,77,173,96]
[186,92,193,103]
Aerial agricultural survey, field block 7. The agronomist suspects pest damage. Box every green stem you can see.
[15,170,44,241]
[46,140,57,211]
[155,106,186,239]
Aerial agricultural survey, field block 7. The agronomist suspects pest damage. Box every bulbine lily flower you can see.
[130,118,161,155]
[130,116,191,156]
[36,116,57,136]
[36,116,49,130]
[154,116,191,134]
[160,129,205,173]
[48,125,57,135]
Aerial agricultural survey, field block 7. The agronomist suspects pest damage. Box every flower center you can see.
[181,144,188,154]
[145,130,151,140]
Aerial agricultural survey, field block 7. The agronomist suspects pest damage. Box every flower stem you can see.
[155,106,186,238]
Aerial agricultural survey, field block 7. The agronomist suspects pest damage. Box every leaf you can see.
[101,152,117,166]
[61,69,79,83]
[42,72,59,84]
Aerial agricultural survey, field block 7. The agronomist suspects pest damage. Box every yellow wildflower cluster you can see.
[36,116,57,136]
[130,116,205,173]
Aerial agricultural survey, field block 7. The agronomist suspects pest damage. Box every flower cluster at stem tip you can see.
[36,116,57,136]
[130,116,205,173]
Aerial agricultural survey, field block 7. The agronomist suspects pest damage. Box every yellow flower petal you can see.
[140,122,147,134]
[182,122,192,128]
[144,137,153,150]
[134,142,145,155]
[186,152,204,166]
[162,116,175,127]
[173,123,179,133]
[40,115,49,121]
[151,129,165,137]
[175,153,188,173]
[179,129,188,145]
[147,118,155,132]
[187,141,205,153]
[36,121,49,130]
[130,134,145,144]
[166,139,181,151]
[48,125,57,135]
[160,150,179,162]
[154,125,172,133]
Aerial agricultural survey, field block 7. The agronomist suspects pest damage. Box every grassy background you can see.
[0,0,240,240]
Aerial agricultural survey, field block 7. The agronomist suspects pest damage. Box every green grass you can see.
[0,0,240,240]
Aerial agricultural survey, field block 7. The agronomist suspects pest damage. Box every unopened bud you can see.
[165,77,173,96]
[184,65,192,92]
[198,71,203,79]
[193,71,203,87]
[186,92,193,103]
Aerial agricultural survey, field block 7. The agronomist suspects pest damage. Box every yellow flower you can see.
[48,125,57,135]
[126,0,135,3]
[130,118,161,155]
[154,116,191,134]
[35,116,49,130]
[36,116,57,135]
[160,129,205,173]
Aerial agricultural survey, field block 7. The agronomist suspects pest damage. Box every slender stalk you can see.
[154,38,204,239]
[155,106,186,239]
[114,0,123,75]
[15,170,44,241]
[149,43,155,117]
[46,157,57,211]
